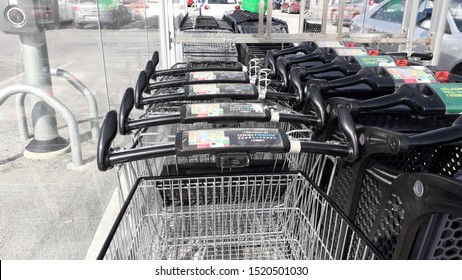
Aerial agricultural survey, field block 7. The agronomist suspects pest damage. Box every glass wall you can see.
[0,0,161,259]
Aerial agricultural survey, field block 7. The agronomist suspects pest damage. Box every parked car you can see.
[330,0,385,26]
[350,0,462,75]
[73,0,132,29]
[199,0,240,17]
[281,0,300,14]
[273,0,282,10]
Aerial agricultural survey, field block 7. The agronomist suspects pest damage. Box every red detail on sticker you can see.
[345,42,355,47]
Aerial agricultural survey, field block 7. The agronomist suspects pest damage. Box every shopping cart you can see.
[327,113,462,259]
[304,83,462,132]
[288,52,435,96]
[133,71,301,110]
[146,51,245,83]
[180,15,239,63]
[96,108,383,260]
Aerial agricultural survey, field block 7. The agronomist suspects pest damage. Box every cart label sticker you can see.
[317,41,343,48]
[186,103,266,118]
[188,84,255,96]
[355,55,396,67]
[386,66,438,87]
[188,130,230,149]
[428,84,462,114]
[334,47,368,57]
[182,128,284,151]
[188,71,247,82]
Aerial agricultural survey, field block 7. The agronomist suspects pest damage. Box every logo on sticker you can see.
[335,48,368,56]
[386,66,438,84]
[188,130,230,149]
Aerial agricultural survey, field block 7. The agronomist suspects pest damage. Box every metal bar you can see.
[336,0,347,38]
[50,68,99,141]
[399,0,420,53]
[159,0,170,69]
[266,0,273,39]
[15,93,29,141]
[298,0,307,34]
[258,0,265,35]
[430,0,450,66]
[321,0,330,34]
[173,32,430,44]
[0,85,83,167]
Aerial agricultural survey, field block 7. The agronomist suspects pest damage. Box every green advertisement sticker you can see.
[428,84,462,114]
[355,55,396,67]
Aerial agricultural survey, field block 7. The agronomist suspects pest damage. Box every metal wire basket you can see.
[98,172,382,260]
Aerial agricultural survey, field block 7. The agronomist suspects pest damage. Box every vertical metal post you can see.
[19,32,68,158]
[266,0,273,39]
[399,0,419,53]
[159,0,170,69]
[336,0,346,39]
[298,0,307,33]
[321,0,330,34]
[429,0,449,66]
[258,0,265,35]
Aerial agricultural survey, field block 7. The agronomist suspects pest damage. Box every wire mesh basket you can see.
[99,172,382,260]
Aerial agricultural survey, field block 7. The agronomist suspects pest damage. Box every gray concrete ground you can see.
[0,16,160,259]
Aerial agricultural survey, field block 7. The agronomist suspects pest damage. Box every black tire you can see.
[75,22,84,29]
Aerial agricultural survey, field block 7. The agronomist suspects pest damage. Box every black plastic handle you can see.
[151,51,160,71]
[410,52,433,61]
[135,70,148,110]
[97,110,118,171]
[409,115,462,148]
[337,105,359,161]
[301,84,325,127]
[266,42,315,75]
[145,60,154,81]
[119,88,135,135]
[289,68,304,101]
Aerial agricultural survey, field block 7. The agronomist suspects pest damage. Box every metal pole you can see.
[266,0,273,39]
[19,32,69,158]
[399,0,419,53]
[0,85,83,167]
[258,0,265,35]
[50,68,100,141]
[429,0,449,66]
[321,0,330,34]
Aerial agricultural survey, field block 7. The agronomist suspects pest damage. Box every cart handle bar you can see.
[120,88,319,135]
[98,106,358,171]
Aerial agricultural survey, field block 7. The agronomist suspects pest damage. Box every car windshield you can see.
[450,0,462,32]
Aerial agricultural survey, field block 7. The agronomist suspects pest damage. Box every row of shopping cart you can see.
[96,40,462,260]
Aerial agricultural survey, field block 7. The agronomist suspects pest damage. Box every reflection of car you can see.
[58,0,75,23]
[73,0,131,29]
[350,0,462,75]
[273,0,282,10]
[199,0,240,17]
[281,0,300,14]
[330,0,385,26]
[122,0,151,20]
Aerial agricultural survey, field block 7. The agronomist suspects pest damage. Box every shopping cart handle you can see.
[145,60,154,81]
[135,70,148,109]
[119,88,135,135]
[301,84,325,127]
[410,52,433,60]
[323,97,361,127]
[97,111,118,171]
[409,115,462,148]
[337,105,359,161]
[151,51,160,72]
